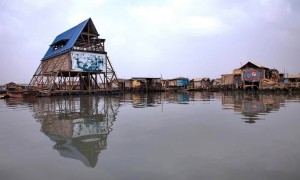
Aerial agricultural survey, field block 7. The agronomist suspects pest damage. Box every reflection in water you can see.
[2,92,300,179]
[3,91,300,168]
[121,91,211,107]
[129,93,162,108]
[121,91,300,124]
[222,91,300,123]
[5,96,120,168]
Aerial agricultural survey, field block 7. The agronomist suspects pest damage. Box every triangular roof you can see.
[240,61,268,69]
[48,134,101,167]
[42,18,99,60]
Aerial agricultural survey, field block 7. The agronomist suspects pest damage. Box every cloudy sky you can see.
[0,0,299,84]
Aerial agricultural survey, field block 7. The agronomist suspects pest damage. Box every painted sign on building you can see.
[243,69,263,82]
[71,51,105,72]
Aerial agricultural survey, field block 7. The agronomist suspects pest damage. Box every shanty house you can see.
[240,61,269,89]
[221,73,242,89]
[117,79,131,90]
[193,78,211,89]
[131,77,162,91]
[284,74,300,88]
[284,74,300,83]
[240,61,282,89]
[211,78,221,86]
[168,77,189,88]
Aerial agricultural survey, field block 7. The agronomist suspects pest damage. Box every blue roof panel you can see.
[42,18,90,60]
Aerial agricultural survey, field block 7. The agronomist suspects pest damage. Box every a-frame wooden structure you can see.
[29,18,119,96]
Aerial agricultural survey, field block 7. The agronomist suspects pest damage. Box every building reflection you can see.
[31,96,120,167]
[121,92,191,107]
[188,91,222,101]
[221,92,289,123]
[120,91,224,107]
[165,92,190,104]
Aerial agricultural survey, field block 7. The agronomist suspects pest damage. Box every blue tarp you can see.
[176,79,189,87]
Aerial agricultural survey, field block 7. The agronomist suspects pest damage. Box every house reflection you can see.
[31,96,120,167]
[122,92,191,107]
[122,92,223,107]
[188,91,221,101]
[222,92,286,123]
[131,93,162,108]
[166,92,190,104]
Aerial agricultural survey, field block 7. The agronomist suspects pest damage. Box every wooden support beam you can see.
[80,32,98,37]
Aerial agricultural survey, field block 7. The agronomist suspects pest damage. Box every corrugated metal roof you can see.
[42,18,90,60]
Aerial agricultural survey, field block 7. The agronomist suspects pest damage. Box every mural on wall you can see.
[71,51,105,72]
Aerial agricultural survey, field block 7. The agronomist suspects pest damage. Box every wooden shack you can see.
[211,78,221,87]
[221,73,242,89]
[239,61,284,90]
[221,74,235,88]
[193,78,210,89]
[168,77,189,88]
[29,18,118,96]
[130,77,162,91]
[284,74,300,83]
[240,61,269,89]
[283,74,300,89]
[117,79,132,90]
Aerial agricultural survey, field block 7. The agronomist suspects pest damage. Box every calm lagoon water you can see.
[1,91,300,180]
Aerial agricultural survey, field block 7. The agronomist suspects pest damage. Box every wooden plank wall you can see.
[41,53,71,73]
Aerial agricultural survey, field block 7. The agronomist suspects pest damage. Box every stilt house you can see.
[240,61,280,90]
[131,77,162,91]
[29,18,118,96]
[168,77,189,88]
[240,61,268,89]
[193,78,211,89]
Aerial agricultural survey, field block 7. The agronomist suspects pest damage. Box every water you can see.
[1,91,300,180]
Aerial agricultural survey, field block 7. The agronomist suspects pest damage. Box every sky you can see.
[0,0,300,84]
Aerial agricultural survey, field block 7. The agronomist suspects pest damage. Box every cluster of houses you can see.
[1,61,300,95]
[2,17,299,96]
[115,61,300,91]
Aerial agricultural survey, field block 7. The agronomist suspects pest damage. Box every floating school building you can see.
[29,18,119,96]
